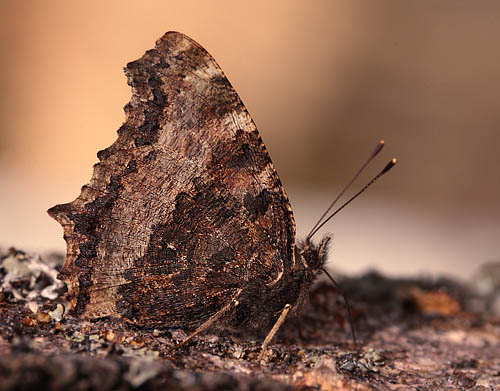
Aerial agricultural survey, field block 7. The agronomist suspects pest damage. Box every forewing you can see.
[48,32,296,327]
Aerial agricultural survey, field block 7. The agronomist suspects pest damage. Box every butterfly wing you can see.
[48,32,296,327]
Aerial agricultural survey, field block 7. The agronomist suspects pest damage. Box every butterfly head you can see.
[295,235,331,273]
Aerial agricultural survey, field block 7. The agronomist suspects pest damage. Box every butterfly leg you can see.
[258,303,292,362]
[180,288,243,346]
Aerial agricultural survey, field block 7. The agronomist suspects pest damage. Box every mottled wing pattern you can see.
[48,32,296,327]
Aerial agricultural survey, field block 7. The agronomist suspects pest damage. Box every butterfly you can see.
[48,31,395,361]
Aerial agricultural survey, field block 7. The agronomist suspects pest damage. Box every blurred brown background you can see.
[1,1,499,280]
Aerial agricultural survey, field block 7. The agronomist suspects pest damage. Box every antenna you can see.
[307,140,386,241]
[308,142,397,349]
[307,157,397,240]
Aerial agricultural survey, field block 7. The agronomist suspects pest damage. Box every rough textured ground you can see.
[0,248,499,390]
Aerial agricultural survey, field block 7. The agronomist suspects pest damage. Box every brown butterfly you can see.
[49,32,395,361]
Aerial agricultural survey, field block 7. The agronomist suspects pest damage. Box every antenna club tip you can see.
[373,140,385,155]
[381,158,397,174]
